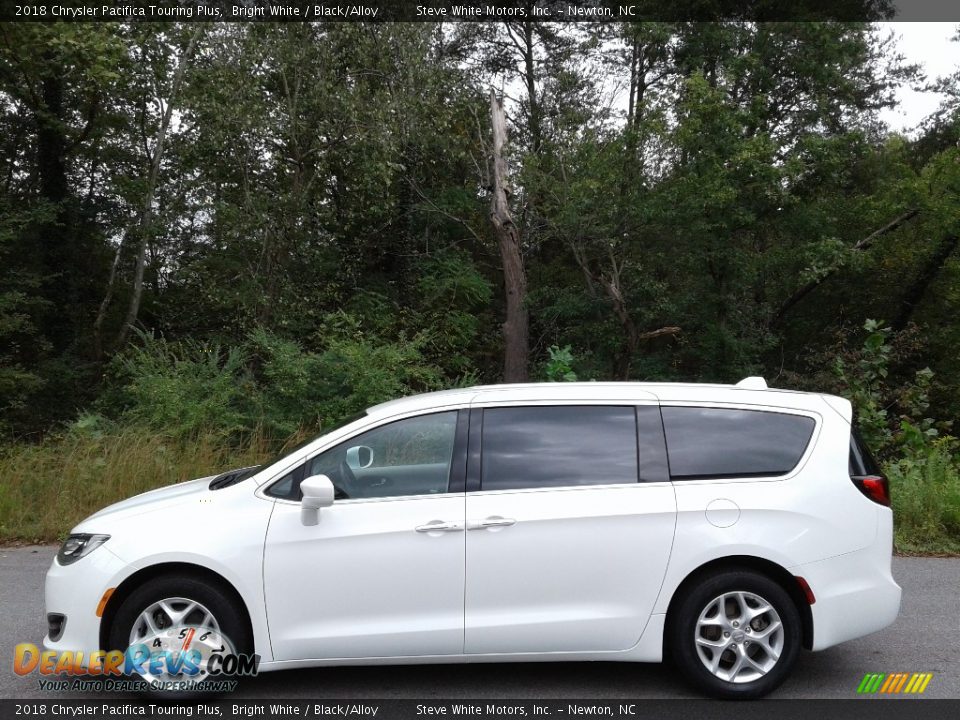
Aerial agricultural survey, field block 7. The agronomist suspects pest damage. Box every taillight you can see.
[852,474,890,506]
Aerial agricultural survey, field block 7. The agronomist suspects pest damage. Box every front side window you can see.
[661,407,815,480]
[480,406,639,491]
[268,411,458,500]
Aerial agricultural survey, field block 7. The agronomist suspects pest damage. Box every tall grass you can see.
[888,443,960,555]
[0,429,280,542]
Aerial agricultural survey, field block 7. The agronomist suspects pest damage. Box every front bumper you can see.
[43,544,130,654]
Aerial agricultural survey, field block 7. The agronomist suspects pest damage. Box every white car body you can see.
[44,379,901,695]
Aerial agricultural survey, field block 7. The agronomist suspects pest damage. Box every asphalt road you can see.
[1,547,957,700]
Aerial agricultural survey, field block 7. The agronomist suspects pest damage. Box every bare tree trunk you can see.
[601,269,639,380]
[92,233,125,357]
[489,89,529,383]
[113,27,204,350]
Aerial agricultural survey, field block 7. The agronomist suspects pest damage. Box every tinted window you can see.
[662,407,815,479]
[268,411,458,500]
[481,406,639,490]
[849,427,881,476]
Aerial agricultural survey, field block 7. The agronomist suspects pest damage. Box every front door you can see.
[264,410,467,660]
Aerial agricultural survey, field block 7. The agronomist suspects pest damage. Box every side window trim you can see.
[447,409,470,493]
[465,403,671,492]
[465,407,483,493]
[637,404,670,483]
[472,404,643,492]
[265,408,469,502]
[660,405,818,482]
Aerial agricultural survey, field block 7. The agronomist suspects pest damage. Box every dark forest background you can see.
[0,21,958,547]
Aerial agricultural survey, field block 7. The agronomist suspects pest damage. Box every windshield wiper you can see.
[208,466,260,490]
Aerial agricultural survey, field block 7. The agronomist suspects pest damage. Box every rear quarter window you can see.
[661,407,815,480]
[849,427,882,476]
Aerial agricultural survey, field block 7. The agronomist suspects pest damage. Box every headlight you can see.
[56,534,110,566]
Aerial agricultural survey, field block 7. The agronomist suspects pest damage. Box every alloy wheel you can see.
[694,591,784,684]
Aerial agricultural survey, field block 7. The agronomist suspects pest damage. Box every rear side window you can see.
[661,407,815,480]
[481,406,639,490]
[849,427,881,476]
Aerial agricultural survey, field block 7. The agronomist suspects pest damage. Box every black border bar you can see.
[2,700,960,720]
[3,1,959,23]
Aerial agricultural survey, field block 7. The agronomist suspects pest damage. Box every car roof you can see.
[366,379,834,418]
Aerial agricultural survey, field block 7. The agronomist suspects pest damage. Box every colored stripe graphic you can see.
[893,673,909,693]
[860,673,885,693]
[857,672,933,694]
[857,674,877,693]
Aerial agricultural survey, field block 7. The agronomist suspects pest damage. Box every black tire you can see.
[108,574,252,695]
[668,570,802,700]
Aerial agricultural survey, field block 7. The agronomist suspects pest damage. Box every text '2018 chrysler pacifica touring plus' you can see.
[45,378,900,698]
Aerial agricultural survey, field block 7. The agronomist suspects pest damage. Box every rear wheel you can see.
[669,570,801,699]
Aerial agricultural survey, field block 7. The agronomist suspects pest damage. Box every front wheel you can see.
[669,570,801,699]
[107,574,252,695]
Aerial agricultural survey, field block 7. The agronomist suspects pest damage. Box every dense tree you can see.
[1,19,958,440]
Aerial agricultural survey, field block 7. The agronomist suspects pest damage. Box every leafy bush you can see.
[817,319,960,553]
[97,327,447,443]
[831,320,951,458]
[106,332,255,440]
[0,322,453,540]
[307,335,446,423]
[413,250,493,375]
[888,440,960,554]
[543,345,578,382]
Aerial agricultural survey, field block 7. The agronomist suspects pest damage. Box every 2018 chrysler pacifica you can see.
[45,378,900,698]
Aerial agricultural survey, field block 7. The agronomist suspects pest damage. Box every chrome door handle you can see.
[467,516,517,530]
[415,520,464,533]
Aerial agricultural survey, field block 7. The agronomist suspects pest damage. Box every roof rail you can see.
[735,376,768,389]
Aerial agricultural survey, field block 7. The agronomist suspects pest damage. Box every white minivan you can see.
[45,378,900,698]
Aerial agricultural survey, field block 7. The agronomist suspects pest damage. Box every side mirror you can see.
[345,445,374,470]
[300,474,335,526]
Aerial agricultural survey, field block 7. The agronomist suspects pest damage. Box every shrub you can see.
[543,345,578,382]
[887,440,960,554]
[97,327,448,443]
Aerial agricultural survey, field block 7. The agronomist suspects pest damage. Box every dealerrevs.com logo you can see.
[15,624,258,693]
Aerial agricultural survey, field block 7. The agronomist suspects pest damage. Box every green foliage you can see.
[97,328,446,442]
[888,440,960,554]
[831,320,950,458]
[831,319,895,452]
[824,319,960,553]
[543,345,578,382]
[106,332,255,441]
[413,250,494,376]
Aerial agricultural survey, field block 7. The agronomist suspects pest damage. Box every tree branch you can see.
[774,209,920,323]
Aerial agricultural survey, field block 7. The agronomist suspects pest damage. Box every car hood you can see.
[78,475,218,528]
